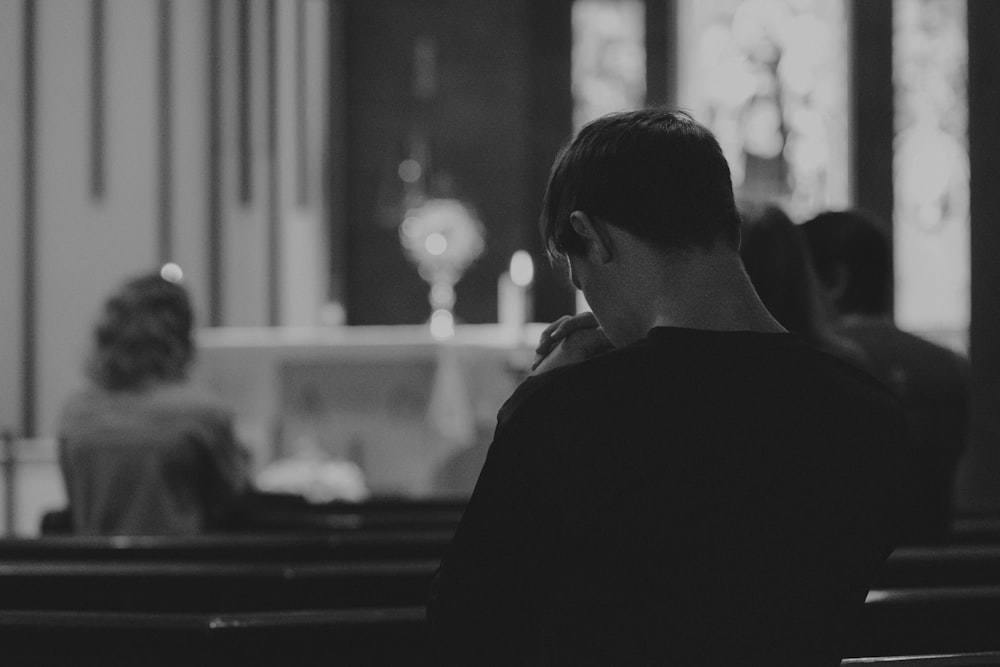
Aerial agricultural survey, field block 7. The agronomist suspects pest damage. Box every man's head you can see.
[800,209,892,318]
[540,107,741,264]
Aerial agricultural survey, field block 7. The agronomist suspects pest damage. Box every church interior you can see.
[2,0,1000,664]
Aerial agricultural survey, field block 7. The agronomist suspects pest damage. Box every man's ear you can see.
[569,211,613,263]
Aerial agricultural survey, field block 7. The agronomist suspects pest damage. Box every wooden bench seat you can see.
[223,493,467,533]
[843,653,1000,666]
[852,586,1000,657]
[2,603,999,667]
[875,544,1000,587]
[948,513,1000,545]
[0,606,431,667]
[39,494,468,535]
[0,559,439,612]
[0,530,454,562]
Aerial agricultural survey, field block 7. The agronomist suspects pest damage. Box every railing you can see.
[1,429,13,535]
[0,432,60,536]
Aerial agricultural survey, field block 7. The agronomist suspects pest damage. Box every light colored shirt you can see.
[58,381,248,535]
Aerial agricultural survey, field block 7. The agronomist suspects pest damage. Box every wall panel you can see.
[170,0,210,323]
[220,0,269,326]
[0,2,25,434]
[35,0,158,435]
[279,0,331,326]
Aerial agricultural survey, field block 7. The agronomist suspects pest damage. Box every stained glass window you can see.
[676,0,849,220]
[893,0,969,349]
[571,0,646,131]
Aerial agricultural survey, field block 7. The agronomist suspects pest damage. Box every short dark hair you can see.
[800,209,892,316]
[541,107,741,262]
[86,272,195,391]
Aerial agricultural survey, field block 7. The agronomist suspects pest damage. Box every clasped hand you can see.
[530,312,614,375]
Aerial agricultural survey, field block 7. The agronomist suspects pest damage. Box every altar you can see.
[194,324,544,500]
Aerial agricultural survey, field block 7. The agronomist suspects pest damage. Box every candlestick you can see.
[498,270,526,330]
[498,250,534,330]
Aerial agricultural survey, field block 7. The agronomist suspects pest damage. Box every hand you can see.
[531,312,613,374]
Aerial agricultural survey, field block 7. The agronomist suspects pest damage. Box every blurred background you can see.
[1,0,999,534]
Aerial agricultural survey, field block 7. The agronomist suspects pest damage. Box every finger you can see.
[546,312,597,342]
[535,316,573,355]
[549,311,599,342]
[534,312,601,370]
[537,327,607,369]
[539,315,572,343]
[532,340,562,371]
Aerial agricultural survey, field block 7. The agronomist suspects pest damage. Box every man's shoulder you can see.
[498,330,834,428]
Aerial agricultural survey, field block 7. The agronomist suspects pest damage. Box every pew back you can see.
[0,607,431,667]
[0,530,454,562]
[0,559,439,612]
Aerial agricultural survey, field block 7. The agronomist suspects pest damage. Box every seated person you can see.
[739,202,869,367]
[802,209,970,543]
[428,108,908,666]
[58,269,249,536]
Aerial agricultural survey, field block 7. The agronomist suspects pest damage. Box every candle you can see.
[498,250,534,329]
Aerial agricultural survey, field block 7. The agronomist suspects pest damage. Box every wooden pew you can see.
[949,513,1000,545]
[875,544,1000,588]
[0,530,454,563]
[12,535,1000,591]
[2,604,999,667]
[224,492,467,533]
[843,654,1000,666]
[852,586,1000,657]
[0,559,439,613]
[39,493,468,535]
[0,606,432,667]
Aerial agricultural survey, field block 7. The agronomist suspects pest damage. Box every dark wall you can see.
[339,0,574,325]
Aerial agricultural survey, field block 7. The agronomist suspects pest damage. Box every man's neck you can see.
[616,245,786,343]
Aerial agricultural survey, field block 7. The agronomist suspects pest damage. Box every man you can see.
[428,108,906,665]
[802,209,970,543]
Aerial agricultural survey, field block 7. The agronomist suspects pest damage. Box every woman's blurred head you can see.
[86,271,195,391]
[739,203,826,340]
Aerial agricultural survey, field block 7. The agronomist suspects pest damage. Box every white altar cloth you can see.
[194,324,544,498]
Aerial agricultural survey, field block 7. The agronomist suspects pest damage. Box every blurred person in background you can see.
[802,209,970,543]
[58,269,249,536]
[739,202,869,368]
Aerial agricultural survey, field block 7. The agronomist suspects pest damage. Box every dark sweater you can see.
[429,327,907,666]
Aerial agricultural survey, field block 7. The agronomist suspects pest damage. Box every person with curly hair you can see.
[58,269,249,535]
[738,202,869,369]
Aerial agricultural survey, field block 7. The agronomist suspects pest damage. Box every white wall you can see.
[280,0,332,326]
[170,0,211,322]
[36,0,161,436]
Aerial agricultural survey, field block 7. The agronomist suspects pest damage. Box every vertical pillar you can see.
[644,0,677,107]
[959,2,1000,512]
[21,0,37,438]
[848,0,894,245]
[526,0,575,322]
